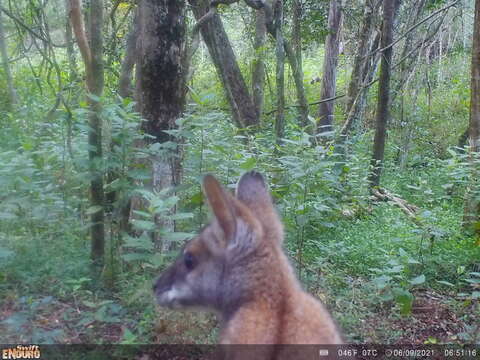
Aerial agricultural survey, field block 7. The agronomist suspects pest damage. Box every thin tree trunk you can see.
[284,39,309,129]
[206,0,308,129]
[118,8,139,98]
[317,0,342,134]
[346,1,375,118]
[291,0,309,127]
[64,0,77,83]
[391,0,426,105]
[275,0,285,145]
[368,0,395,189]
[252,8,266,118]
[0,1,17,110]
[457,127,469,151]
[69,0,105,272]
[464,0,480,232]
[88,0,106,269]
[136,0,186,251]
[189,0,257,128]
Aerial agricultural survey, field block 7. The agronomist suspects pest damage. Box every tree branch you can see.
[0,5,66,47]
[366,0,459,57]
[68,0,91,68]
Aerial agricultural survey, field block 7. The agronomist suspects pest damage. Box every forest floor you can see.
[358,289,472,344]
[0,285,475,344]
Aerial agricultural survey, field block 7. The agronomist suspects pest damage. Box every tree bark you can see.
[64,0,77,83]
[136,0,185,145]
[345,1,375,127]
[0,0,17,110]
[252,8,266,118]
[189,0,258,128]
[284,39,309,129]
[368,0,395,189]
[69,0,105,271]
[469,0,480,152]
[88,0,106,269]
[118,8,139,98]
[135,0,186,251]
[464,0,480,232]
[317,0,342,134]
[391,0,427,105]
[274,0,285,145]
[291,0,309,127]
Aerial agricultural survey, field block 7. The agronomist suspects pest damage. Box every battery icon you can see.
[319,349,329,356]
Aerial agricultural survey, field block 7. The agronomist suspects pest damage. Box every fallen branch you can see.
[371,187,420,223]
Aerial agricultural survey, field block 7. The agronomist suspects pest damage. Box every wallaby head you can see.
[153,171,342,346]
[153,171,281,313]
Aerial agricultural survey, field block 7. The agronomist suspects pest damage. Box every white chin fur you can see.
[158,285,190,308]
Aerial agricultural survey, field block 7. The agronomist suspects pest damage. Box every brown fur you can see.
[153,171,342,353]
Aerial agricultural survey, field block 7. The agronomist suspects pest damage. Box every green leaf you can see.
[131,220,156,231]
[239,157,257,171]
[386,265,404,274]
[373,275,391,289]
[465,278,480,284]
[190,191,203,206]
[132,210,151,218]
[409,274,426,285]
[121,253,151,262]
[0,247,14,260]
[169,212,194,220]
[86,205,103,215]
[149,253,165,268]
[407,258,421,264]
[124,236,154,251]
[120,327,137,344]
[0,212,18,220]
[86,93,101,102]
[162,232,194,242]
[436,280,455,287]
[393,288,414,316]
[82,300,97,308]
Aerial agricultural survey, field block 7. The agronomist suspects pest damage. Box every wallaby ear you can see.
[236,171,273,211]
[203,175,236,242]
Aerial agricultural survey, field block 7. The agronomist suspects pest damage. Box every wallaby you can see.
[153,171,342,351]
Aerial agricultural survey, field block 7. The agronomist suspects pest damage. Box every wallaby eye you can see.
[184,252,195,271]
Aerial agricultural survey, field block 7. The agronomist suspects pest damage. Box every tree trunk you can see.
[0,1,17,110]
[69,0,106,272]
[284,39,309,129]
[136,0,185,144]
[252,8,266,118]
[317,0,342,134]
[64,0,77,83]
[464,0,480,232]
[118,8,139,98]
[136,0,186,251]
[291,0,309,127]
[345,1,375,123]
[189,0,258,128]
[88,0,106,269]
[274,0,285,146]
[368,0,395,189]
[391,0,426,105]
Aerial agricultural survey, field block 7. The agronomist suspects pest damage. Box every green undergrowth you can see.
[1,48,479,344]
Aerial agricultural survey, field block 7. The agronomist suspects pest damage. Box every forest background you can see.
[0,0,479,345]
